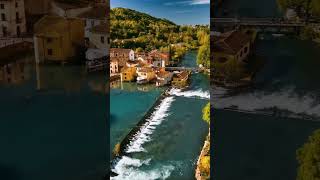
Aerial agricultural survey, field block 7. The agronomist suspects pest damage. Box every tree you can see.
[197,41,210,69]
[202,103,210,124]
[296,129,320,180]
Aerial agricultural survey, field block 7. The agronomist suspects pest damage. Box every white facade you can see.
[152,59,165,67]
[84,18,105,38]
[0,0,26,37]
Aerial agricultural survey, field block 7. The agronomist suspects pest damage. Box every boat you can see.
[136,77,148,84]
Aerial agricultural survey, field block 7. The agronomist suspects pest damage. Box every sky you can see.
[111,0,210,25]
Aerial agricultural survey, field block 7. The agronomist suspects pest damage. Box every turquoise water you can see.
[110,83,164,156]
[0,58,107,180]
[110,51,210,179]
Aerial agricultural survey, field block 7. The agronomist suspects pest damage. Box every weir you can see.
[112,87,171,160]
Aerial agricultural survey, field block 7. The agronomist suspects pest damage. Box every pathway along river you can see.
[110,51,210,179]
[213,0,320,179]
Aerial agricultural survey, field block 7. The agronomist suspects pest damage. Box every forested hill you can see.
[110,7,179,39]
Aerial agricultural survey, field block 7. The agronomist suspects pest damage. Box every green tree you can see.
[296,129,320,180]
[202,103,210,124]
[197,41,210,69]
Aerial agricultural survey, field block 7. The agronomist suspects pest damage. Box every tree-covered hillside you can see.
[111,8,178,40]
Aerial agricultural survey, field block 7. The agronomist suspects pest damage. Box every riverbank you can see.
[195,132,210,180]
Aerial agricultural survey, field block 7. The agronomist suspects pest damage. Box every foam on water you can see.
[168,88,210,100]
[111,156,174,180]
[212,86,320,118]
[126,96,175,153]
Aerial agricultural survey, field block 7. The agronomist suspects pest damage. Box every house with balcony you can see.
[0,0,26,37]
[33,15,84,63]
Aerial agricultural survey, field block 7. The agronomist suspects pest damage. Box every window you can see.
[91,20,94,27]
[0,4,4,9]
[1,13,6,21]
[47,38,53,43]
[244,46,248,53]
[47,49,53,56]
[100,36,105,44]
[2,26,7,36]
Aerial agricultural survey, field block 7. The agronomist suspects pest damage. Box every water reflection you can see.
[0,56,108,180]
[110,80,160,92]
[0,57,32,85]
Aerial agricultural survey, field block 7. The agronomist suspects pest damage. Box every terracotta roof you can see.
[213,30,251,55]
[157,71,170,78]
[174,71,189,79]
[111,48,132,54]
[138,67,153,73]
[78,5,109,19]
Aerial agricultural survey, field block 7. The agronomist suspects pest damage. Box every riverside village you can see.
[109,2,210,180]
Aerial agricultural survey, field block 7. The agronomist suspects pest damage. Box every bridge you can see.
[211,17,306,27]
[165,66,200,72]
[211,17,306,33]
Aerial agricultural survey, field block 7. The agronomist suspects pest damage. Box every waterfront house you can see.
[213,30,251,64]
[171,71,189,88]
[77,4,108,39]
[155,69,173,87]
[120,67,136,82]
[110,48,134,68]
[0,0,27,37]
[88,23,109,50]
[110,60,118,74]
[33,15,85,63]
[136,67,156,84]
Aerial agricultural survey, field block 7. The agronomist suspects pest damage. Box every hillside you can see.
[110,7,179,40]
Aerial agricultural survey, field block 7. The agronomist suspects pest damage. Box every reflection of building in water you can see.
[110,81,156,92]
[110,80,120,89]
[35,64,84,92]
[88,80,108,94]
[0,60,30,84]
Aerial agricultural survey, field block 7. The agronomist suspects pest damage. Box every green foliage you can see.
[296,129,320,180]
[197,35,210,69]
[202,103,210,124]
[301,25,316,40]
[110,7,209,54]
[277,0,320,17]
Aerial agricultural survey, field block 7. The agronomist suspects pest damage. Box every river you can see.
[110,51,210,179]
[213,0,320,179]
[0,57,108,180]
